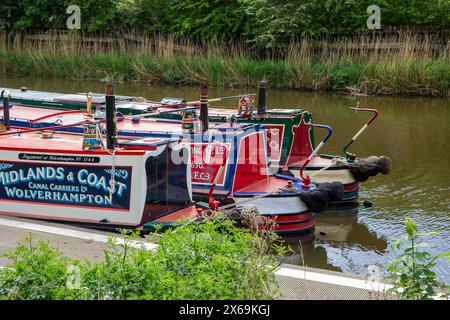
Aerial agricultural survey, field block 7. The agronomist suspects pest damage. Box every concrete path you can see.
[0,215,393,300]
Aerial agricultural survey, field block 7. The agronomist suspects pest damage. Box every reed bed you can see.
[0,32,449,97]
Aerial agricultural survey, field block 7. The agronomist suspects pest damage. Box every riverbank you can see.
[0,33,449,98]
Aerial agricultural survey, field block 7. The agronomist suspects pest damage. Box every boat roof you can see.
[1,87,307,116]
[0,129,177,155]
[0,130,136,154]
[1,87,134,107]
[5,105,254,135]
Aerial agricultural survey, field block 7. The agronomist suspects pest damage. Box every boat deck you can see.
[234,176,296,194]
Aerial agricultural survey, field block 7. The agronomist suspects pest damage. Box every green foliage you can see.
[1,1,449,47]
[386,217,450,300]
[167,0,247,42]
[8,0,69,30]
[0,219,285,300]
[0,236,79,299]
[243,0,450,48]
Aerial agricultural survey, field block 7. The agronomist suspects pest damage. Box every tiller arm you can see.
[300,124,333,187]
[343,107,378,162]
[207,141,228,210]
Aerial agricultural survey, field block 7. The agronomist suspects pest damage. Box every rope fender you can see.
[298,181,345,213]
[348,155,392,182]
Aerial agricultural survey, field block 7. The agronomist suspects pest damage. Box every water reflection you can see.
[315,207,387,250]
[281,206,388,273]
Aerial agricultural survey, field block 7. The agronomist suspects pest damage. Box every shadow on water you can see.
[314,206,387,250]
[280,205,388,273]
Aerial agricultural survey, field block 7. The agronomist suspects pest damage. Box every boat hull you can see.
[233,193,315,234]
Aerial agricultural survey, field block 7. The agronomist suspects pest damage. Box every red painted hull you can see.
[264,212,315,234]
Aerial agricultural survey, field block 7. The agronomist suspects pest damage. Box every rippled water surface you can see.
[1,76,449,283]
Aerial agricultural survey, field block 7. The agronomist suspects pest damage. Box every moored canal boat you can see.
[1,85,347,234]
[0,127,199,232]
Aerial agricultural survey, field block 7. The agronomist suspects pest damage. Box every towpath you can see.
[0,216,393,300]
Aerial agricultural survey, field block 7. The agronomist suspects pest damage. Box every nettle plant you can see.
[386,217,450,300]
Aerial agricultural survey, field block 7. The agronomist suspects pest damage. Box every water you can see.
[1,76,449,283]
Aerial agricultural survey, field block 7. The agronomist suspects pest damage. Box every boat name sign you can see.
[0,161,131,210]
[190,142,230,185]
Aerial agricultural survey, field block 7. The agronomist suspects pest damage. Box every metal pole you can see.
[257,80,267,115]
[200,85,209,132]
[105,83,117,149]
[86,92,93,117]
[1,90,10,130]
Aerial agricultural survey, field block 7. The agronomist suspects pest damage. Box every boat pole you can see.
[125,107,199,120]
[86,92,93,117]
[1,90,10,130]
[105,83,118,150]
[158,95,256,108]
[299,124,333,187]
[257,80,267,115]
[343,108,378,162]
[200,85,209,132]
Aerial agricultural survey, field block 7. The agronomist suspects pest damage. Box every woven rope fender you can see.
[299,181,344,213]
[348,155,392,182]
[223,205,277,232]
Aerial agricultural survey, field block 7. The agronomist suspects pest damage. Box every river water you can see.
[1,76,449,284]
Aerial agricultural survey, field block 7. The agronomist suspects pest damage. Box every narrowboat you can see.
[0,85,346,234]
[0,126,199,232]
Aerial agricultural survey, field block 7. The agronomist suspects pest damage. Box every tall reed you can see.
[0,31,448,97]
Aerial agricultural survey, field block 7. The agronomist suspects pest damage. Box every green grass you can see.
[0,219,286,300]
[0,32,449,97]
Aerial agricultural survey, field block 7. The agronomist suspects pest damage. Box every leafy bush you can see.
[166,0,246,42]
[0,219,285,300]
[1,1,449,47]
[386,217,450,300]
[243,0,450,48]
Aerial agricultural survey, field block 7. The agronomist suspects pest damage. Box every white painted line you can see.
[0,218,157,251]
[276,266,393,293]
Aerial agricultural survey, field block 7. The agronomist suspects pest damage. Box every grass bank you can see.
[0,32,449,97]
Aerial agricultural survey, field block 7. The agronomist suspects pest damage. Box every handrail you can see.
[30,110,84,123]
